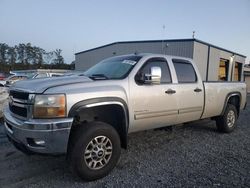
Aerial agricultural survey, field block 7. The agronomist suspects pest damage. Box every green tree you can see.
[0,43,9,64]
[53,49,64,64]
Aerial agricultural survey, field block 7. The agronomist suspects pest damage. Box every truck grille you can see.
[9,90,30,119]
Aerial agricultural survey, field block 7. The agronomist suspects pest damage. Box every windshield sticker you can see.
[122,60,137,66]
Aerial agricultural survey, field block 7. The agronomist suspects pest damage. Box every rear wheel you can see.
[215,104,238,133]
[68,122,121,181]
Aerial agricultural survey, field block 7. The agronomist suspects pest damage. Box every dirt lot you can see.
[0,97,250,187]
[0,87,8,118]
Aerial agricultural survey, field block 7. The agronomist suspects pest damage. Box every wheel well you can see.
[68,104,128,152]
[227,95,240,115]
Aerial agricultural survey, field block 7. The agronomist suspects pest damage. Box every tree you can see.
[53,49,64,64]
[17,43,27,65]
[0,43,69,72]
[7,46,17,70]
[33,46,45,68]
[0,43,9,64]
[43,51,53,64]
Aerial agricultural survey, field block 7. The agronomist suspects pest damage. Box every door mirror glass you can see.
[145,66,162,84]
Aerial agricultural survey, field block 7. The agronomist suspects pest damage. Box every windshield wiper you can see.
[89,74,109,80]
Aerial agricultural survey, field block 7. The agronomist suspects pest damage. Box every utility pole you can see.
[162,25,166,54]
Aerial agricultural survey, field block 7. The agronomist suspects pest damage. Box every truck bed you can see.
[201,82,247,119]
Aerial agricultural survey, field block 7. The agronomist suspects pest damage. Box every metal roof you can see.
[75,38,246,58]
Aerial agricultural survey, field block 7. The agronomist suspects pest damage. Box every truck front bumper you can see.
[3,106,74,155]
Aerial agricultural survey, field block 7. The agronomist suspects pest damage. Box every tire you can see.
[68,121,121,181]
[215,104,238,133]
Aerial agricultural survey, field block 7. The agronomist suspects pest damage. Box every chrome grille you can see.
[9,90,30,118]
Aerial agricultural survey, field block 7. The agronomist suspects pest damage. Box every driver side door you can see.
[128,57,178,132]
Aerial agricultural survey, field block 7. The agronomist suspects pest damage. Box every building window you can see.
[233,62,242,81]
[218,59,229,81]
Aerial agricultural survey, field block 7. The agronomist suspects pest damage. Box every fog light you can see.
[27,138,45,147]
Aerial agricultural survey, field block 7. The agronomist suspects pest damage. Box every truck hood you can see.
[10,76,93,93]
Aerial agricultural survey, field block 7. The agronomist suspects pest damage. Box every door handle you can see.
[194,88,202,92]
[165,89,176,94]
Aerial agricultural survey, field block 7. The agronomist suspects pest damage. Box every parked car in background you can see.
[0,70,66,87]
[4,75,28,87]
[0,73,5,80]
[30,72,63,78]
[0,75,25,87]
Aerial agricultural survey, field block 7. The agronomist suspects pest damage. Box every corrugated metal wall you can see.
[193,42,209,81]
[193,41,245,81]
[207,47,245,81]
[75,41,194,71]
[75,40,245,82]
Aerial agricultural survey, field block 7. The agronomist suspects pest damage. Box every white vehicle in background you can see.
[0,69,67,87]
[31,72,63,78]
[0,75,28,87]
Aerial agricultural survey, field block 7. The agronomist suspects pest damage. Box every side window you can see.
[136,58,172,84]
[35,73,48,78]
[51,74,62,77]
[173,59,197,83]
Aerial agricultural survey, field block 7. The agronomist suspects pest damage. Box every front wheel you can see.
[69,122,121,181]
[215,104,238,133]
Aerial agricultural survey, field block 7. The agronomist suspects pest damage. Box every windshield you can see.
[84,55,142,80]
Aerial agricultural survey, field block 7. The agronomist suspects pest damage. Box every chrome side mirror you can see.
[145,66,162,84]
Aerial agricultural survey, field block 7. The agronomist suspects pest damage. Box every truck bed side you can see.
[201,82,246,119]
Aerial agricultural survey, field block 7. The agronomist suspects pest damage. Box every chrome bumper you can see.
[3,106,74,155]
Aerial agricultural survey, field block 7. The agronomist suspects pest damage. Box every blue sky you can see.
[1,0,249,64]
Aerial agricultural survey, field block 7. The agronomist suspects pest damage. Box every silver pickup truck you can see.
[3,54,247,181]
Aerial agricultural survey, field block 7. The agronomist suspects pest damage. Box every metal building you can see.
[75,38,246,81]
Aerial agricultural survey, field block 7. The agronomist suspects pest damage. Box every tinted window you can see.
[137,58,172,84]
[173,60,197,83]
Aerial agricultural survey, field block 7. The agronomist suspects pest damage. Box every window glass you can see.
[35,73,48,78]
[173,60,197,83]
[84,55,142,79]
[51,74,62,77]
[218,59,229,81]
[137,58,171,84]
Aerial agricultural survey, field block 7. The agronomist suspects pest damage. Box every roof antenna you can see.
[192,31,195,39]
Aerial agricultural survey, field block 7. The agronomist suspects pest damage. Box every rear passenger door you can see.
[172,59,204,123]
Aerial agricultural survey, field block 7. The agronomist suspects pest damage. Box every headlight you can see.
[33,94,66,118]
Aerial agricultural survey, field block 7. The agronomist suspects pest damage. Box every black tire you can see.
[215,104,238,133]
[68,121,121,181]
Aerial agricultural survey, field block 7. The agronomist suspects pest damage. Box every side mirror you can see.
[135,66,162,85]
[145,66,162,84]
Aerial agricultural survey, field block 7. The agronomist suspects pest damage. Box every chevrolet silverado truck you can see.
[3,54,247,181]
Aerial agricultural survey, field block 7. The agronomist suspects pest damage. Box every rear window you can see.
[173,59,197,83]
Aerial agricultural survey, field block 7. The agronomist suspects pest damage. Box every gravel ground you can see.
[0,97,250,188]
[0,87,8,118]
